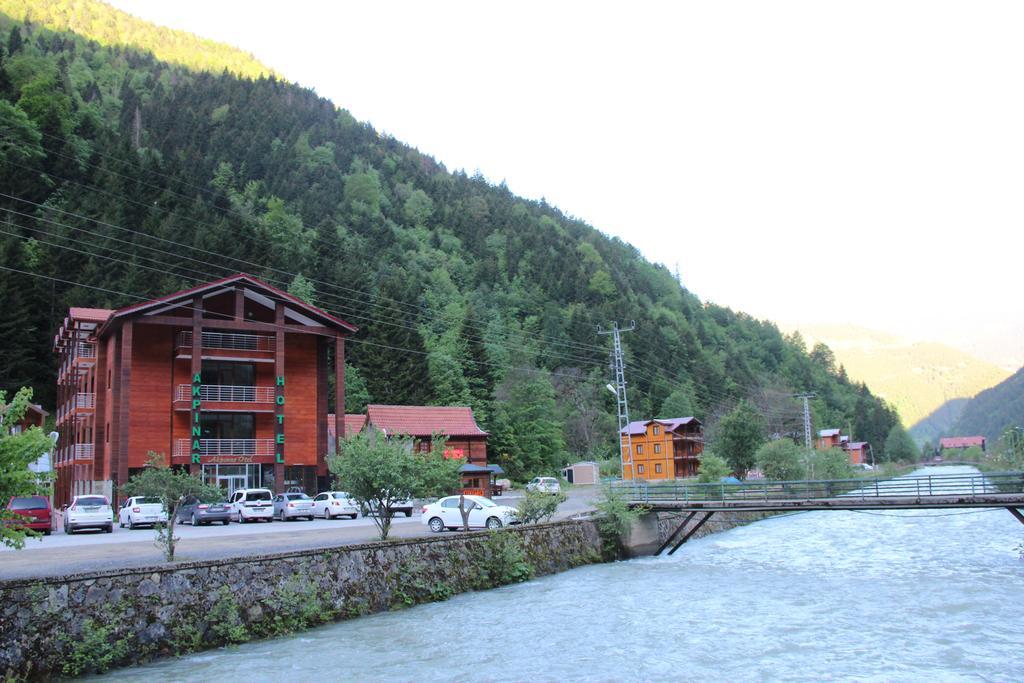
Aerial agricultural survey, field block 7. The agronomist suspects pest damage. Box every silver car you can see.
[273,492,315,521]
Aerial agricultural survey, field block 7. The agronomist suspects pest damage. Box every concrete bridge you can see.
[611,471,1024,556]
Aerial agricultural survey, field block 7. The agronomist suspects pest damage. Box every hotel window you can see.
[637,464,645,474]
[653,425,660,435]
[654,443,661,454]
[655,463,662,474]
[636,444,643,455]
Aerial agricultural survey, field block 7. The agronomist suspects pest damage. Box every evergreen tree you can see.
[883,423,918,463]
[712,400,767,478]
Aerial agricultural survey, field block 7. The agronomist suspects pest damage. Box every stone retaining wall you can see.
[656,510,778,546]
[0,520,601,680]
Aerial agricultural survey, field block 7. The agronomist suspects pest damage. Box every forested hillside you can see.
[948,368,1024,444]
[0,3,901,478]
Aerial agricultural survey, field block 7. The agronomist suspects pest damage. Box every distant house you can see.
[562,461,599,485]
[619,417,704,480]
[328,404,499,495]
[817,428,868,466]
[4,402,47,435]
[939,436,986,452]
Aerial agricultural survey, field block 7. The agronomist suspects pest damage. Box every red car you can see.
[5,495,53,535]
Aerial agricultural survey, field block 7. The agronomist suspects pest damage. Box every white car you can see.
[421,495,518,532]
[228,488,274,523]
[526,476,562,494]
[64,495,113,534]
[312,491,359,519]
[273,492,315,521]
[118,496,168,529]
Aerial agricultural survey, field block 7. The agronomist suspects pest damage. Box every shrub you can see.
[696,451,730,483]
[516,489,567,524]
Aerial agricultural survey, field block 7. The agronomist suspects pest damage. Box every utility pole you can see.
[794,392,816,450]
[599,321,636,479]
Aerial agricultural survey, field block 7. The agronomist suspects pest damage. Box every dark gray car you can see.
[176,496,231,526]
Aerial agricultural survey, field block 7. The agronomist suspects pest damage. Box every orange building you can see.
[817,428,869,466]
[620,417,704,480]
[52,274,356,506]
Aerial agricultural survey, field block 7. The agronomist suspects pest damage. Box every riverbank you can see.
[0,519,601,680]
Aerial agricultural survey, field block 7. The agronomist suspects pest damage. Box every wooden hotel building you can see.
[52,274,356,506]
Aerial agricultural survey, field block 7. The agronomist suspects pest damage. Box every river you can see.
[98,466,1023,682]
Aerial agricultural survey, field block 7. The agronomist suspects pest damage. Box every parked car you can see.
[273,492,315,521]
[5,495,52,535]
[176,496,232,526]
[421,495,518,532]
[228,488,274,523]
[526,476,562,494]
[311,491,359,519]
[118,496,168,529]
[63,495,113,534]
[362,497,414,518]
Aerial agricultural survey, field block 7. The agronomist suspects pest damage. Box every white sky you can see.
[109,0,1024,365]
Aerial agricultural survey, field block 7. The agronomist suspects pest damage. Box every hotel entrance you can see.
[201,464,265,496]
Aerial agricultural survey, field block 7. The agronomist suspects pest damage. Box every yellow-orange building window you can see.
[638,464,645,474]
[655,463,662,474]
[636,444,643,455]
[653,425,660,435]
[654,443,661,454]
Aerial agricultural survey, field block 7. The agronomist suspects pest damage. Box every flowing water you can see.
[99,466,1024,682]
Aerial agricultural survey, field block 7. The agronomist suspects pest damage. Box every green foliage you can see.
[344,363,371,414]
[262,575,330,636]
[594,486,646,560]
[713,400,767,478]
[207,586,249,644]
[754,439,805,481]
[883,423,918,462]
[328,429,461,540]
[491,366,567,480]
[515,488,567,524]
[695,450,731,483]
[476,529,533,585]
[658,386,695,419]
[0,387,53,549]
[807,447,853,480]
[949,366,1024,445]
[120,452,223,561]
[58,606,131,677]
[287,272,316,305]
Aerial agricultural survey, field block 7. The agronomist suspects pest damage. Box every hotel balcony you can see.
[173,384,276,413]
[73,443,94,461]
[175,331,276,363]
[58,342,97,381]
[58,393,95,424]
[173,438,276,460]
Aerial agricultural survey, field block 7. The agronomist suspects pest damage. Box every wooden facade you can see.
[817,428,870,466]
[620,418,704,481]
[52,274,356,507]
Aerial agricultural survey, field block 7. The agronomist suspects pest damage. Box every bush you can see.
[696,451,730,483]
[516,489,567,524]
[754,440,804,481]
[594,486,646,560]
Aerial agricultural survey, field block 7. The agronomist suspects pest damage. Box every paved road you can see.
[0,487,599,581]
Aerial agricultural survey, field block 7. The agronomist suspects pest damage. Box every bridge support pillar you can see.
[1007,507,1024,525]
[622,511,662,557]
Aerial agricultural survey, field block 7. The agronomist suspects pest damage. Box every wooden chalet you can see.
[620,417,704,480]
[52,274,356,507]
[939,436,987,452]
[329,404,498,495]
[817,427,869,466]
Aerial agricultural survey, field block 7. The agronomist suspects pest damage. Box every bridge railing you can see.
[610,471,1024,504]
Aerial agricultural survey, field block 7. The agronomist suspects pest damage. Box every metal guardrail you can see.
[176,331,275,353]
[174,438,275,458]
[611,471,1024,502]
[175,384,275,403]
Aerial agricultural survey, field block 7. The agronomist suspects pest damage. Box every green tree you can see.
[658,386,695,419]
[344,363,371,414]
[807,447,852,480]
[754,439,804,481]
[490,367,566,480]
[287,272,316,305]
[0,387,53,549]
[712,400,766,478]
[515,488,567,524]
[883,423,918,463]
[119,452,223,561]
[695,451,731,483]
[328,429,461,540]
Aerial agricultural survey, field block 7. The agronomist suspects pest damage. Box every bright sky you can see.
[109,1,1024,365]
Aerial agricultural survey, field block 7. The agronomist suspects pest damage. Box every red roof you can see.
[69,307,113,321]
[326,414,367,439]
[366,404,488,438]
[96,273,357,338]
[939,436,986,449]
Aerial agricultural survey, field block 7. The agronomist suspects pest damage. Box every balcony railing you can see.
[176,331,275,353]
[175,384,275,403]
[75,392,95,409]
[73,444,94,460]
[174,438,275,458]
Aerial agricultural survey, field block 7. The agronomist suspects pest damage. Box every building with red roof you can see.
[53,274,355,506]
[939,436,986,451]
[619,417,704,480]
[328,405,496,494]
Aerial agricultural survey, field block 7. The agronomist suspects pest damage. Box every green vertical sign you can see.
[275,375,285,464]
[191,372,202,464]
